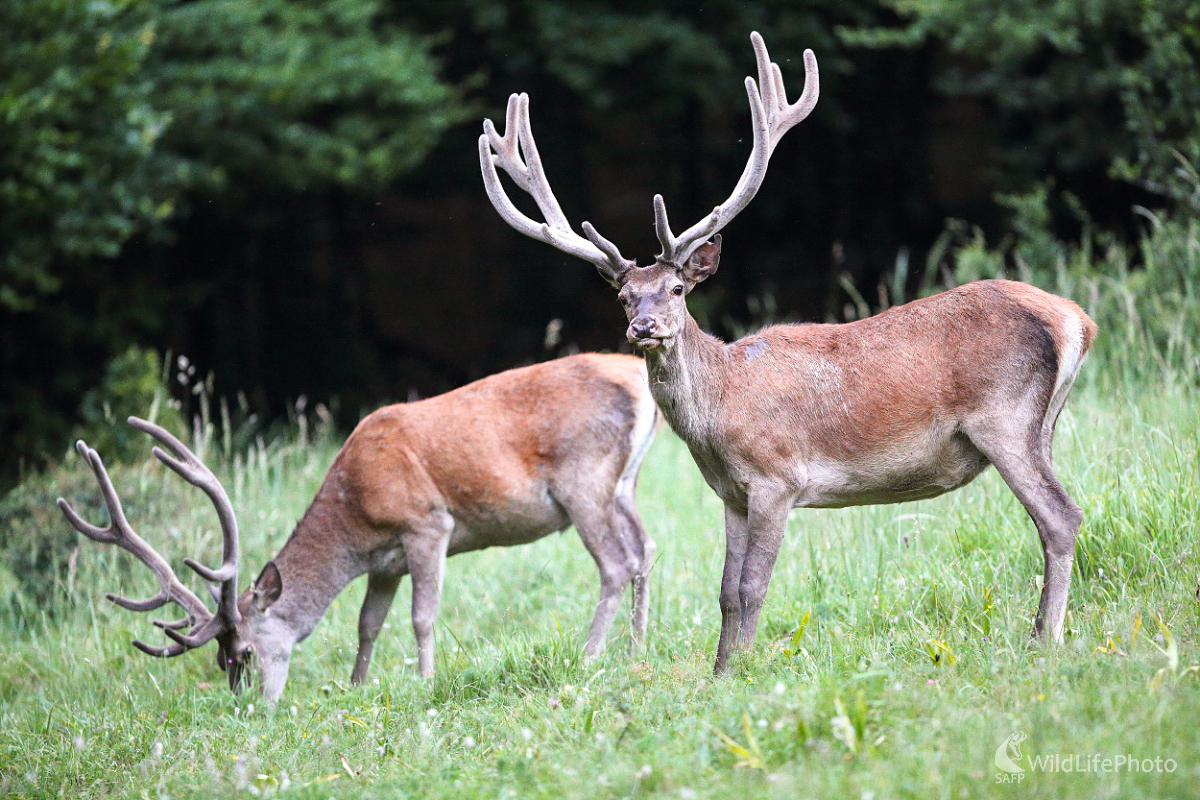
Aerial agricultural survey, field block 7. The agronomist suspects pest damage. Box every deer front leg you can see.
[406,522,452,678]
[715,504,750,674]
[736,491,791,651]
[715,491,791,674]
[351,572,402,685]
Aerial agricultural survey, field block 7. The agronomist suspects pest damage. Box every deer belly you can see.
[447,498,570,554]
[797,436,990,509]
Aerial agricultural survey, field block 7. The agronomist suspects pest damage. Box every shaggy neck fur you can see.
[643,314,728,445]
[267,492,362,643]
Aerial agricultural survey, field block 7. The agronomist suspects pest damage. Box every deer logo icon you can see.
[995,731,1028,775]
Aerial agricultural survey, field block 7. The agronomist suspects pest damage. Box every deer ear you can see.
[682,235,721,287]
[252,561,283,611]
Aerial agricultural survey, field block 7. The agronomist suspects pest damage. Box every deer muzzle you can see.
[628,317,665,348]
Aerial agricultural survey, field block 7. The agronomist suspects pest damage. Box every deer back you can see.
[284,353,654,559]
[650,280,1095,509]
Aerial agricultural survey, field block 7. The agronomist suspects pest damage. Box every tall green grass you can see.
[3,209,1200,797]
[1,379,1197,799]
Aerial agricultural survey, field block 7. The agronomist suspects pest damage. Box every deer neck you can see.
[643,313,728,445]
[263,487,363,643]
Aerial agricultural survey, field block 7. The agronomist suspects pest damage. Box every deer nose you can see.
[629,317,658,340]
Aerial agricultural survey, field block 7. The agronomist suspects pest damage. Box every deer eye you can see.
[243,645,253,658]
[672,285,684,296]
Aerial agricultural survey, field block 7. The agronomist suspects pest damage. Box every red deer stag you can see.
[59,354,657,703]
[479,32,1096,673]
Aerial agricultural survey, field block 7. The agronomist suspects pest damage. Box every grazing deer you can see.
[479,32,1096,673]
[58,354,658,703]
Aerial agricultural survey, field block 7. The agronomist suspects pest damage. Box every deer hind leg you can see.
[351,572,402,685]
[615,491,656,650]
[968,415,1083,644]
[405,516,453,678]
[564,498,640,660]
[612,393,657,651]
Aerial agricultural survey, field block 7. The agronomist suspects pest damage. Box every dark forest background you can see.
[4,0,1199,489]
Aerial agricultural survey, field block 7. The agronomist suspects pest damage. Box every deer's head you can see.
[58,418,293,703]
[215,562,285,694]
[618,238,722,351]
[479,32,817,352]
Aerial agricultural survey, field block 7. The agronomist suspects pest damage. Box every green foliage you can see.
[843,0,1200,201]
[1110,211,1200,383]
[0,0,462,312]
[0,0,465,489]
[397,0,877,123]
[150,0,466,194]
[0,0,172,311]
[0,462,95,621]
[76,345,184,462]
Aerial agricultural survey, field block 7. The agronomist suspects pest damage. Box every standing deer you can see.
[59,354,658,703]
[479,32,1096,673]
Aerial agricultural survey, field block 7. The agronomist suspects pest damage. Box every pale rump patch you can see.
[1054,313,1086,398]
[1042,312,1089,441]
[617,387,657,501]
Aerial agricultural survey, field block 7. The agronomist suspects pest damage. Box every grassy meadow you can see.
[1,366,1198,799]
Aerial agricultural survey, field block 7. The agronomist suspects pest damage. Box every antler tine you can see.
[506,93,571,230]
[753,35,819,155]
[57,442,130,544]
[132,639,189,658]
[580,222,631,270]
[57,439,216,649]
[159,611,230,649]
[127,416,242,630]
[656,31,820,265]
[484,94,534,195]
[480,94,634,282]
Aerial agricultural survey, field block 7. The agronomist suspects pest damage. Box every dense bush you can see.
[0,0,461,314]
[0,0,465,486]
[846,0,1200,206]
[0,462,94,621]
